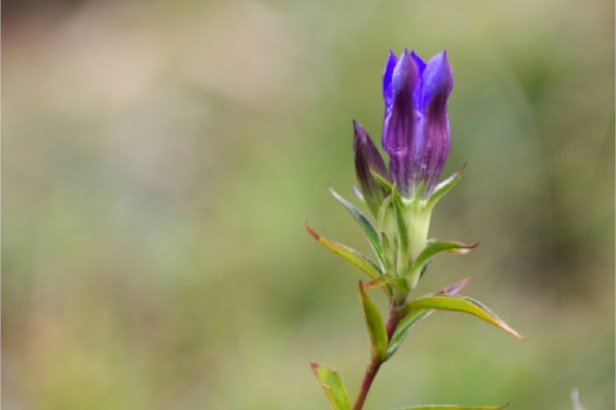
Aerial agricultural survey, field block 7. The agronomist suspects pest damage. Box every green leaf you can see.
[410,240,479,277]
[386,278,471,359]
[394,404,508,410]
[329,187,391,272]
[311,361,351,410]
[427,162,467,209]
[359,283,388,362]
[305,221,382,279]
[405,295,525,339]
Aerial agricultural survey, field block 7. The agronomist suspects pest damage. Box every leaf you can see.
[427,162,467,209]
[409,240,479,277]
[305,221,382,279]
[404,295,525,339]
[394,404,508,410]
[311,361,351,410]
[329,187,391,272]
[359,283,388,362]
[386,278,471,359]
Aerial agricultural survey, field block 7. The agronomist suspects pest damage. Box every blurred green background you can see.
[3,0,614,409]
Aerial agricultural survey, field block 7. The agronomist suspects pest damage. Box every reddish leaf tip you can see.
[304,220,321,240]
[436,276,472,295]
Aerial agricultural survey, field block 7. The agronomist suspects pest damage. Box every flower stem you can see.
[352,354,382,410]
[352,302,405,410]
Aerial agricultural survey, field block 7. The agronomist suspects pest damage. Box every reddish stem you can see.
[352,302,405,410]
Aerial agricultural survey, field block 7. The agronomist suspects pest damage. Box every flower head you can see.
[353,120,390,216]
[381,49,453,198]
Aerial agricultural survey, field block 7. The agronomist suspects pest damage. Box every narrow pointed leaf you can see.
[359,283,388,361]
[394,404,508,410]
[427,162,467,209]
[409,240,479,275]
[305,222,382,279]
[329,187,391,272]
[387,278,470,358]
[311,361,351,410]
[405,295,525,339]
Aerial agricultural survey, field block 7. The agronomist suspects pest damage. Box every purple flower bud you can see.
[353,120,390,216]
[381,49,453,197]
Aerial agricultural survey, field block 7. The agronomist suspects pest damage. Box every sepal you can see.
[406,240,479,279]
[392,186,410,267]
[329,187,392,273]
[427,162,467,210]
[305,221,382,279]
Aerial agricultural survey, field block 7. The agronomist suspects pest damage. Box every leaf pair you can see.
[387,279,524,359]
[311,359,509,410]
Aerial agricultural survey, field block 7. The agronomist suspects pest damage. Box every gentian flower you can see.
[381,49,453,198]
[353,120,390,216]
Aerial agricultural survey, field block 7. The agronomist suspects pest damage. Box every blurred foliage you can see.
[2,0,614,409]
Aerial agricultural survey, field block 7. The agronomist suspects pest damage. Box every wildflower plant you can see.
[306,49,524,410]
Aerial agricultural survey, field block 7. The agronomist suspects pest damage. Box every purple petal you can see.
[420,50,453,110]
[382,50,418,195]
[382,49,398,111]
[410,50,426,109]
[421,51,452,196]
[410,50,426,76]
[353,120,390,215]
[390,50,418,101]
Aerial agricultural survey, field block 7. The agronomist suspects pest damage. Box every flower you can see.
[381,49,453,198]
[353,120,390,216]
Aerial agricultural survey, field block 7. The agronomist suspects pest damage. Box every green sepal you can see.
[359,283,389,362]
[404,295,525,339]
[393,404,508,410]
[311,361,351,410]
[392,186,410,265]
[412,179,427,201]
[371,169,394,192]
[427,162,467,210]
[408,240,479,278]
[386,278,471,359]
[305,221,382,279]
[329,187,391,273]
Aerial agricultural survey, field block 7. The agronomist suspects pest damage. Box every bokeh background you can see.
[3,0,614,409]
